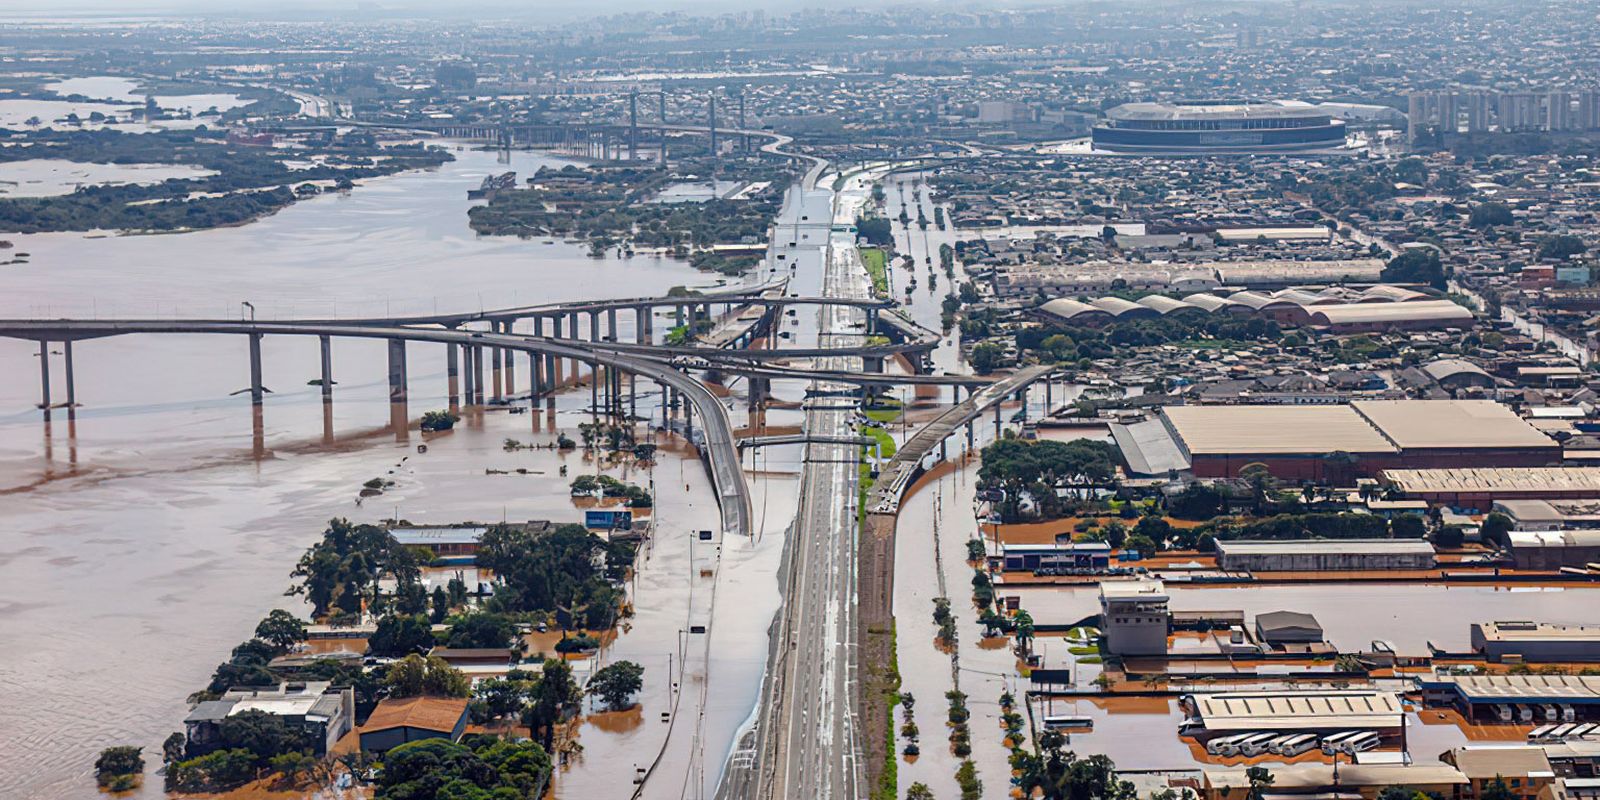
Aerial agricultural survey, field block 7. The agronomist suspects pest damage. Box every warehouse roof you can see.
[1216,539,1435,557]
[1204,763,1467,791]
[363,696,470,734]
[1038,298,1110,322]
[1421,359,1494,383]
[1426,674,1600,703]
[1189,689,1404,731]
[1449,747,1555,781]
[1475,621,1600,643]
[1351,400,1555,450]
[1161,405,1398,456]
[1508,529,1600,549]
[1310,299,1474,327]
[1382,467,1600,495]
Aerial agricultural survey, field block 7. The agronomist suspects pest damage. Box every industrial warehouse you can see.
[1090,101,1350,154]
[1213,539,1438,572]
[1116,399,1561,479]
[1037,286,1474,332]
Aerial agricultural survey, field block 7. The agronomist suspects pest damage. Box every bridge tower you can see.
[628,90,639,161]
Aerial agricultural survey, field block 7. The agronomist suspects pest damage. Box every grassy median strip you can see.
[859,246,889,297]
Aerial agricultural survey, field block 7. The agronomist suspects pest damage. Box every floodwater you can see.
[45,76,249,116]
[0,158,216,198]
[0,144,778,798]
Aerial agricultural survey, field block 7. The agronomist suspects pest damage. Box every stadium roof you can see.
[1161,405,1398,456]
[1105,101,1330,122]
[1352,400,1555,450]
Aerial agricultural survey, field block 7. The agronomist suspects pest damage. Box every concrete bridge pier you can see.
[248,333,265,406]
[567,312,581,379]
[62,340,77,410]
[589,360,599,418]
[607,308,618,343]
[684,396,695,443]
[319,335,333,403]
[530,350,542,404]
[588,311,601,342]
[491,329,504,402]
[472,346,486,405]
[993,402,1002,440]
[502,322,516,396]
[674,304,685,328]
[447,342,460,408]
[387,339,408,405]
[864,355,885,373]
[637,308,651,344]
[36,340,50,411]
[1018,386,1028,423]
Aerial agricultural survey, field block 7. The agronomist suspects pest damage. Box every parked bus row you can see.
[1204,730,1381,758]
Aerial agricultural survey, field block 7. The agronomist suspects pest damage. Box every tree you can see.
[1434,525,1466,549]
[1133,514,1172,547]
[368,614,435,657]
[218,710,307,765]
[1380,248,1448,290]
[588,660,646,710]
[1481,512,1514,548]
[268,750,317,786]
[1391,513,1427,539]
[430,586,450,624]
[1480,778,1516,800]
[385,654,471,698]
[907,783,935,800]
[1103,521,1128,549]
[162,732,188,766]
[473,675,531,720]
[1169,483,1224,520]
[254,609,307,653]
[1539,234,1587,260]
[969,341,1006,373]
[1469,202,1514,228]
[856,216,893,245]
[523,658,581,750]
[376,737,551,800]
[1124,534,1158,558]
[1246,765,1275,800]
[445,612,516,650]
[95,746,144,787]
[1014,609,1036,655]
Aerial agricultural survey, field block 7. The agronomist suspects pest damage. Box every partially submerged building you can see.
[1214,539,1437,572]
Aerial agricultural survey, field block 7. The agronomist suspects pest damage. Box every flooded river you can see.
[0,145,774,798]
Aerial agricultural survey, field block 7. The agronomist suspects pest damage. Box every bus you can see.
[1206,733,1254,756]
[1241,734,1285,757]
[1341,732,1382,754]
[1320,731,1360,755]
[1276,734,1321,756]
[1227,733,1277,757]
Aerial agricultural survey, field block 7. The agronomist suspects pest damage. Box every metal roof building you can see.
[1186,689,1405,732]
[1215,539,1437,572]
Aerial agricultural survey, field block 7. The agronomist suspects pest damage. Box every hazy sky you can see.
[0,0,898,17]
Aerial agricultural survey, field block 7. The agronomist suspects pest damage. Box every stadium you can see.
[1092,101,1349,154]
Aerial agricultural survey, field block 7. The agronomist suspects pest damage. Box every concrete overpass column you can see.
[630,374,637,421]
[588,311,601,341]
[37,340,51,410]
[503,322,516,396]
[864,355,884,373]
[447,341,460,407]
[590,360,599,416]
[472,346,486,405]
[637,308,650,344]
[867,311,877,335]
[63,340,76,409]
[675,304,685,328]
[530,349,543,403]
[248,333,264,406]
[387,338,408,405]
[319,335,333,403]
[684,396,694,443]
[994,401,1002,440]
[567,312,581,378]
[662,383,671,429]
[491,328,504,402]
[461,346,474,405]
[1019,386,1029,423]
[1044,378,1053,412]
[607,308,618,342]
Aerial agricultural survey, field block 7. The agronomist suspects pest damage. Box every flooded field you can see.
[0,144,781,797]
[0,158,217,198]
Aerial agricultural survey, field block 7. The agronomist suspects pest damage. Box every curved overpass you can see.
[0,319,751,538]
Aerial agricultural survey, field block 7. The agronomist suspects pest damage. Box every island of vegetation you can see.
[0,128,451,233]
[466,158,794,274]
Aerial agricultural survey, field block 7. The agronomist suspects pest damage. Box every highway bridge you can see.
[0,319,752,539]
